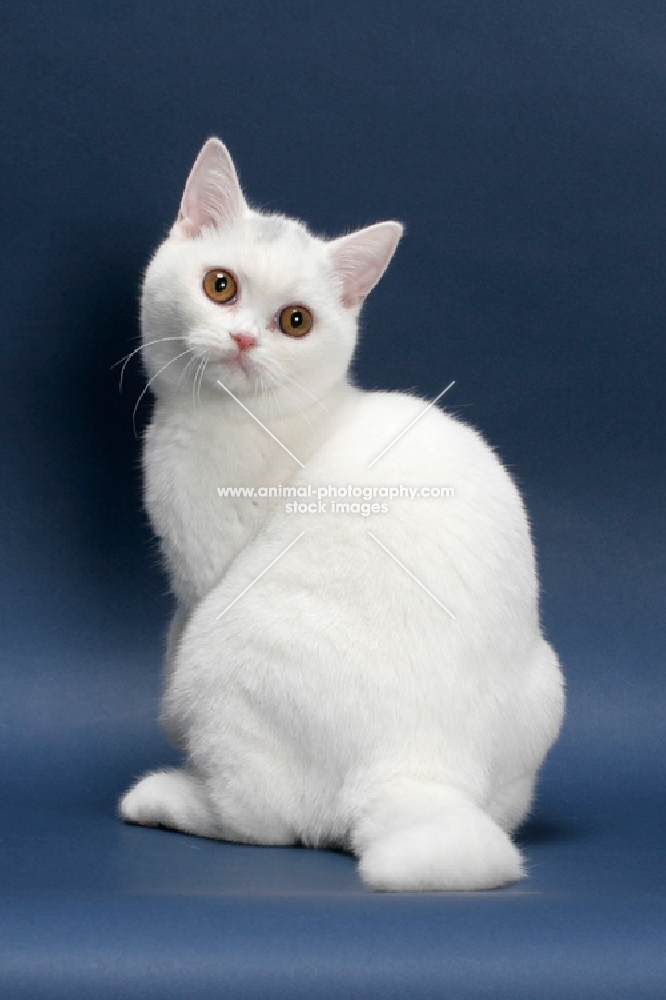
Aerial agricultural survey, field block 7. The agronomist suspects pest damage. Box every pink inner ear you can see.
[176,214,200,239]
[328,221,404,308]
[177,138,246,237]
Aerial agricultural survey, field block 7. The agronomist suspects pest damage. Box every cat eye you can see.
[203,268,238,304]
[279,305,313,338]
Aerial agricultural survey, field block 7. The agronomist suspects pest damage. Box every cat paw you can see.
[357,812,525,892]
[119,768,219,838]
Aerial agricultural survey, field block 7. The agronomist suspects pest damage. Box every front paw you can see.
[119,771,173,828]
[118,768,220,838]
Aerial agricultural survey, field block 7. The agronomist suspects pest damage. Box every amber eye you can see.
[203,269,237,304]
[279,305,313,338]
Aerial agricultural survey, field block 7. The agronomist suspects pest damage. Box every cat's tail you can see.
[351,778,525,891]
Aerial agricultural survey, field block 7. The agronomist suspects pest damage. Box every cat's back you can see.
[301,387,523,516]
[267,387,537,638]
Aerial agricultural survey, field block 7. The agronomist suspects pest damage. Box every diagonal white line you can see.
[367,531,456,619]
[366,380,455,469]
[216,380,305,468]
[216,532,305,620]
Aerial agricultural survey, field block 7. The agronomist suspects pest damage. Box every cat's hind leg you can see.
[119,767,221,839]
[351,778,525,891]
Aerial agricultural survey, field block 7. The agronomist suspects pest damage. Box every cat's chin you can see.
[211,354,252,375]
[203,355,259,398]
[208,354,254,381]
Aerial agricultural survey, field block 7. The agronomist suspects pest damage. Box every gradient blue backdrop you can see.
[1,2,664,997]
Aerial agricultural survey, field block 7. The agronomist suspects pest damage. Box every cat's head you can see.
[140,138,402,412]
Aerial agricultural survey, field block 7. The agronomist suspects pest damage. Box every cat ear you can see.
[327,221,403,309]
[174,138,247,238]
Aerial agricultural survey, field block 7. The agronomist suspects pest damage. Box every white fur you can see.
[119,138,564,891]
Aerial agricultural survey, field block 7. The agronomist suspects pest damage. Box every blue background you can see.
[1,1,664,996]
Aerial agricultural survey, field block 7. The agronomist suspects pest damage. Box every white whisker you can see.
[263,368,316,437]
[281,371,330,416]
[254,374,267,418]
[197,354,210,406]
[192,356,206,408]
[280,380,317,437]
[112,337,185,392]
[176,350,201,389]
[265,369,287,423]
[133,349,193,437]
[261,376,268,418]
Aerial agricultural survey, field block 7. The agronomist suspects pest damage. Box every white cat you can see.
[119,138,564,891]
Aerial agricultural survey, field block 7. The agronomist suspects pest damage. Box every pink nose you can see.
[230,332,257,352]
